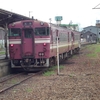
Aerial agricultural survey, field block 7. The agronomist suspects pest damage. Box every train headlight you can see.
[10,44,14,47]
[41,52,44,56]
[38,52,42,56]
[38,52,44,56]
[43,43,46,46]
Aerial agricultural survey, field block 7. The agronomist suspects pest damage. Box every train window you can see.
[35,27,49,36]
[24,29,33,38]
[8,28,21,37]
[47,27,49,35]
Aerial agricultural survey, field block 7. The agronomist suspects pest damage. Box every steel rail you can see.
[0,68,48,94]
[0,73,24,83]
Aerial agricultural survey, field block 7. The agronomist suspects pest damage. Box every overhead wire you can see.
[93,3,100,9]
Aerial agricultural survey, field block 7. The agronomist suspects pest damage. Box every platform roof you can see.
[0,8,31,28]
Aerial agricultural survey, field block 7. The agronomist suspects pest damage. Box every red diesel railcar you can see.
[8,19,80,71]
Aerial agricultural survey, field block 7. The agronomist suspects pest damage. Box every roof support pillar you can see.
[4,23,8,59]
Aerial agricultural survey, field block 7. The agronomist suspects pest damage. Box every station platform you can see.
[0,55,6,59]
[0,54,10,78]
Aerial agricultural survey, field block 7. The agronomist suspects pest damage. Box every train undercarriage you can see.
[10,47,80,72]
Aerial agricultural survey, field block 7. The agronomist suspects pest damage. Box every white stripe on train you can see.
[9,40,50,44]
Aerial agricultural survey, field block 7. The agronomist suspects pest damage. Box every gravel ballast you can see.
[0,45,100,100]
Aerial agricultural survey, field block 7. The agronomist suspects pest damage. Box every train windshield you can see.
[35,27,49,36]
[8,28,21,37]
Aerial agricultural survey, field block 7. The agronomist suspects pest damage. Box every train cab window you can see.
[35,27,49,36]
[24,29,33,38]
[8,28,21,37]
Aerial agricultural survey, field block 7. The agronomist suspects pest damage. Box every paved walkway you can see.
[0,55,6,59]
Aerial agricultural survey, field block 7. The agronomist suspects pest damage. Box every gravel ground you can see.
[0,44,100,100]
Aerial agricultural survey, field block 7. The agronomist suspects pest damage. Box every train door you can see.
[22,28,34,57]
[51,30,53,52]
[71,32,74,50]
[68,32,69,51]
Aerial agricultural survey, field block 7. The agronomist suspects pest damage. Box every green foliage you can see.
[59,65,64,69]
[86,44,100,58]
[48,65,64,71]
[43,71,55,76]
[43,65,64,76]
[48,66,57,71]
[0,51,5,55]
[11,80,17,84]
[26,88,32,93]
[95,46,100,53]
[87,53,97,58]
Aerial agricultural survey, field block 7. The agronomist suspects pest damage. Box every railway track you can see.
[0,68,47,94]
[0,73,24,83]
[0,59,9,62]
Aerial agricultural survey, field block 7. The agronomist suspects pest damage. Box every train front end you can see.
[8,20,51,70]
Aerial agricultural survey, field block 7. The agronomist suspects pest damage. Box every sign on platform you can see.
[55,16,63,21]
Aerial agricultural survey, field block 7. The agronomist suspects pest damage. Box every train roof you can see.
[8,19,80,34]
[50,23,80,33]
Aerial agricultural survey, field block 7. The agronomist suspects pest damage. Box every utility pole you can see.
[29,11,32,18]
[92,3,100,42]
[49,18,52,24]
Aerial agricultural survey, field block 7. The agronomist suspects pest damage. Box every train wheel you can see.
[49,57,56,67]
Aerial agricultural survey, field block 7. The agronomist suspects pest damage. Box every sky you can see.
[0,0,100,30]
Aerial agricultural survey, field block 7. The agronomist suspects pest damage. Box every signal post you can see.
[55,16,64,75]
[56,29,60,75]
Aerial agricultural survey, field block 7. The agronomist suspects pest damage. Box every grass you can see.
[11,79,17,84]
[0,51,5,55]
[68,73,76,77]
[86,44,100,58]
[43,65,65,76]
[43,71,55,76]
[26,88,32,93]
[87,53,97,58]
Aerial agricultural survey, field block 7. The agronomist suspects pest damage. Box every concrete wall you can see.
[0,61,10,78]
